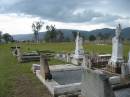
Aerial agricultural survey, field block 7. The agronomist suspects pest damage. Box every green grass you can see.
[0,42,130,97]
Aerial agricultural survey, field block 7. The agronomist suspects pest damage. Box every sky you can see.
[0,0,130,35]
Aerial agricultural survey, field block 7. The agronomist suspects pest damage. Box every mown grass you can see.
[0,42,130,97]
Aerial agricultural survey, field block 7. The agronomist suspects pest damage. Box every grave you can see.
[107,24,124,73]
[17,51,40,62]
[32,55,82,97]
[81,24,130,97]
[32,25,130,97]
[81,67,130,97]
[10,46,20,56]
[71,32,85,65]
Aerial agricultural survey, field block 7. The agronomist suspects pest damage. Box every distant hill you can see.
[12,27,130,41]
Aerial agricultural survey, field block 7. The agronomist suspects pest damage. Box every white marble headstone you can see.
[127,52,130,74]
[110,24,124,64]
[74,32,84,59]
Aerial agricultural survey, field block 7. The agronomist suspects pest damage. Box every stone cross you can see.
[40,54,52,80]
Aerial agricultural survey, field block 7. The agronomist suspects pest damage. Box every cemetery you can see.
[30,24,130,97]
[0,24,130,97]
[0,0,130,97]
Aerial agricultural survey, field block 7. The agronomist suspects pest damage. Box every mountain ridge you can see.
[13,27,130,41]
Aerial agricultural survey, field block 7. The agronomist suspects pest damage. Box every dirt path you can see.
[14,75,51,97]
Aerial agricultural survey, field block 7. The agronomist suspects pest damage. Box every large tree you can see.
[72,31,77,40]
[44,25,64,42]
[0,31,2,43]
[2,33,14,43]
[89,35,96,41]
[45,25,57,42]
[57,30,64,42]
[32,21,44,43]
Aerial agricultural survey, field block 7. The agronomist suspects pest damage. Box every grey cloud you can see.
[0,0,130,24]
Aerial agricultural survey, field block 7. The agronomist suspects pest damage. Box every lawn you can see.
[0,42,130,97]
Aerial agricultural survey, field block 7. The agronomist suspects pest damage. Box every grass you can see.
[0,42,130,97]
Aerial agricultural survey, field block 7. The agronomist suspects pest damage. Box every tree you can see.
[2,33,14,43]
[72,31,77,40]
[89,35,96,41]
[44,25,57,42]
[32,21,44,43]
[44,25,65,42]
[57,30,64,42]
[0,31,2,43]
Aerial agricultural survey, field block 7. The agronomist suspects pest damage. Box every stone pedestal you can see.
[107,61,122,74]
[40,54,52,80]
[71,57,84,65]
[17,48,22,62]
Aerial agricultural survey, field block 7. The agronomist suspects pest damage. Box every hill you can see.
[13,27,130,41]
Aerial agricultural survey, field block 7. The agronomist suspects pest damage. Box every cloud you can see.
[0,0,130,35]
[0,0,130,23]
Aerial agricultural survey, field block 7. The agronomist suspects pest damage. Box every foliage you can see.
[2,33,14,43]
[89,35,96,41]
[97,32,112,40]
[32,21,44,42]
[44,25,64,42]
[72,31,77,40]
[0,31,2,43]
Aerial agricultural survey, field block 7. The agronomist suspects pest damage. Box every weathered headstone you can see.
[72,32,85,65]
[121,63,129,77]
[16,47,22,62]
[66,53,70,63]
[40,54,52,80]
[74,32,84,59]
[81,68,115,97]
[107,24,124,73]
[128,52,130,72]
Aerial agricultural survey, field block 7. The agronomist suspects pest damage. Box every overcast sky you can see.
[0,0,130,35]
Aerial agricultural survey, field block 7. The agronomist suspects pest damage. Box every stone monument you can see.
[72,32,85,65]
[81,68,115,97]
[74,32,84,58]
[107,24,124,73]
[40,54,52,80]
[127,52,130,74]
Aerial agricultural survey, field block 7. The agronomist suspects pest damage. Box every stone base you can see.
[34,64,82,97]
[106,64,121,74]
[71,58,83,66]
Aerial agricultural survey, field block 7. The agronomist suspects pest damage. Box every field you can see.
[0,42,130,97]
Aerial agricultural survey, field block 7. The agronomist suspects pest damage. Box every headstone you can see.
[121,64,129,77]
[17,47,22,62]
[127,52,130,74]
[107,24,124,73]
[66,53,70,63]
[72,32,85,65]
[40,54,52,80]
[74,32,84,59]
[81,68,115,97]
[111,24,123,63]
